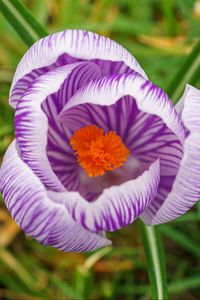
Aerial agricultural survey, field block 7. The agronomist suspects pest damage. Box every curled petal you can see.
[10,30,147,108]
[0,141,111,252]
[59,72,185,144]
[53,159,160,232]
[15,62,100,191]
[58,72,185,202]
[141,84,200,224]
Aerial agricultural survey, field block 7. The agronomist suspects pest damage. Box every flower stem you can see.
[139,221,168,300]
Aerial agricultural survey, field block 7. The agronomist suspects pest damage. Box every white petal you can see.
[0,141,111,252]
[142,84,200,224]
[49,159,160,232]
[10,30,147,108]
[15,62,100,191]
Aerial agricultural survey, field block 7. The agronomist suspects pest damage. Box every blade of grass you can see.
[139,221,168,300]
[172,212,200,223]
[74,246,112,299]
[0,1,37,46]
[160,225,200,257]
[9,0,47,37]
[169,276,200,294]
[0,248,36,290]
[83,246,112,272]
[50,276,82,300]
[114,275,200,296]
[167,38,200,103]
[0,0,47,47]
[162,0,176,36]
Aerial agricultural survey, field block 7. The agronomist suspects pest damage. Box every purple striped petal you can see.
[10,30,147,108]
[59,73,185,144]
[49,159,160,232]
[15,62,100,191]
[0,141,111,252]
[58,72,186,207]
[141,84,200,224]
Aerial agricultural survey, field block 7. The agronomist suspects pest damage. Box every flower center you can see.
[70,125,129,177]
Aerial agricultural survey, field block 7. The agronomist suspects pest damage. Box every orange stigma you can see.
[70,125,129,177]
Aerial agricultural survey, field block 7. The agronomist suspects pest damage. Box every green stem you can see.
[139,221,168,300]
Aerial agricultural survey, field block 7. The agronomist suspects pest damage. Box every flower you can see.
[0,30,200,252]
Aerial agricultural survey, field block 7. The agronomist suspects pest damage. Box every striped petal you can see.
[59,72,185,205]
[15,62,100,191]
[0,141,111,252]
[10,30,147,108]
[59,73,185,144]
[49,159,160,232]
[141,84,200,224]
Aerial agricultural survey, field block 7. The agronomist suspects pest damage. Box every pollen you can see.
[70,125,129,177]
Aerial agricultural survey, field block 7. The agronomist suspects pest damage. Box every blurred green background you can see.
[0,0,200,299]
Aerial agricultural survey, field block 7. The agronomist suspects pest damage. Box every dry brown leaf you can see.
[36,251,85,269]
[0,219,20,247]
[0,209,21,247]
[194,0,200,19]
[138,35,193,54]
[0,288,42,300]
[94,259,134,272]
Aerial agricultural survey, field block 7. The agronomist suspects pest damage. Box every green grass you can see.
[0,0,200,299]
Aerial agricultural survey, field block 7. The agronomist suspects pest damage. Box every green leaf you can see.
[172,212,200,223]
[0,0,47,47]
[139,221,168,300]
[9,0,47,37]
[160,225,200,257]
[0,248,36,290]
[167,38,200,103]
[51,275,82,299]
[169,276,200,294]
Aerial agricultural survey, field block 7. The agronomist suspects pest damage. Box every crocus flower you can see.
[0,30,199,252]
